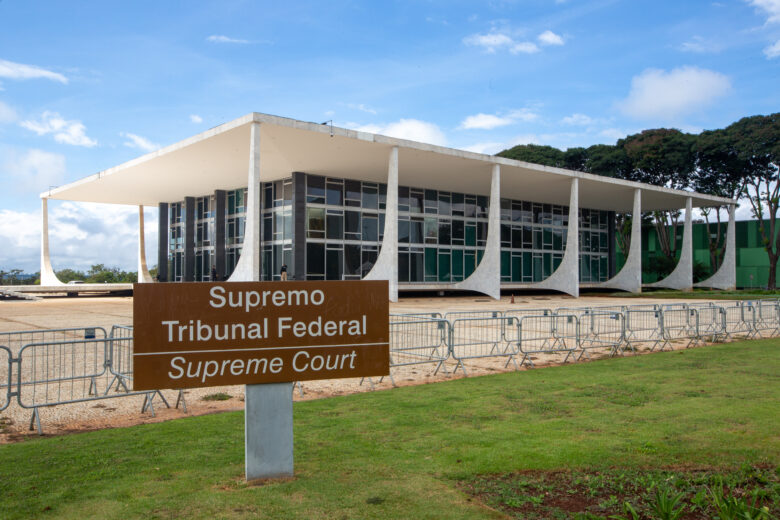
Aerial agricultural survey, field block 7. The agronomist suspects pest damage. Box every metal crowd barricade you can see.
[512,314,578,367]
[0,345,10,412]
[723,304,753,339]
[444,310,503,322]
[105,324,186,413]
[0,327,108,356]
[661,308,701,349]
[692,305,727,342]
[449,316,518,375]
[624,309,664,352]
[385,318,450,385]
[576,311,625,359]
[17,337,116,432]
[746,300,780,338]
[106,325,133,393]
[391,312,444,320]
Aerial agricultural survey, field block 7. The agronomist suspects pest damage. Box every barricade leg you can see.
[175,390,188,412]
[29,408,43,435]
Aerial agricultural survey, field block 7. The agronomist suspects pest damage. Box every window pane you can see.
[345,180,361,202]
[326,182,343,206]
[326,212,343,240]
[307,208,325,238]
[326,249,343,280]
[438,251,450,282]
[438,220,451,245]
[362,185,378,209]
[307,243,324,275]
[399,219,410,243]
[362,216,378,242]
[410,252,424,281]
[344,244,361,275]
[307,175,325,203]
[398,252,409,282]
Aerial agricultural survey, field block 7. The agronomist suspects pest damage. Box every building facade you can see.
[39,113,738,299]
[158,173,616,286]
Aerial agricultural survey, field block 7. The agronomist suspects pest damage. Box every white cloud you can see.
[19,111,97,148]
[460,113,514,130]
[561,113,593,126]
[20,112,97,147]
[459,108,538,130]
[747,0,780,24]
[679,36,721,53]
[2,148,66,192]
[0,203,158,273]
[0,100,17,123]
[189,114,203,123]
[510,42,540,54]
[350,119,447,146]
[464,29,562,54]
[463,31,515,53]
[345,103,377,115]
[461,142,505,154]
[121,132,160,153]
[538,30,564,46]
[0,58,68,84]
[617,66,732,121]
[764,39,780,57]
[206,35,250,44]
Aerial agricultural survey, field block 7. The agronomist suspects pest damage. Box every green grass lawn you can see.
[1,340,778,519]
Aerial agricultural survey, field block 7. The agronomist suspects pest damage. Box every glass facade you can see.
[164,173,613,284]
[261,179,293,280]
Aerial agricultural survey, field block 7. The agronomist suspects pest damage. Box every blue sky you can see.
[1,0,779,273]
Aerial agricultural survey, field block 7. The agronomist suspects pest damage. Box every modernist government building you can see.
[40,113,737,300]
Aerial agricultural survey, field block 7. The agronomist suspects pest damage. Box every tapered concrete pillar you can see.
[364,146,399,302]
[535,178,579,297]
[598,189,642,292]
[137,206,154,283]
[648,197,693,291]
[454,164,501,300]
[694,204,736,290]
[40,198,63,286]
[228,121,293,481]
[229,122,262,282]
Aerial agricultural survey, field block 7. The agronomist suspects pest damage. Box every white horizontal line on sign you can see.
[133,342,389,357]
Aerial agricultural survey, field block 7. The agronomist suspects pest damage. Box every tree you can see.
[729,114,780,288]
[497,144,566,167]
[693,128,751,273]
[620,129,697,263]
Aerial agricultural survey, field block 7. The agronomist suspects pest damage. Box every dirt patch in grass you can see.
[459,464,780,519]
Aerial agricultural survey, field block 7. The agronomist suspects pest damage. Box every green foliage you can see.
[0,269,39,285]
[201,392,232,401]
[648,486,687,520]
[55,264,137,283]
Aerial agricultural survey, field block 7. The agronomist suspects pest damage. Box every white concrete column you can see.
[598,188,642,292]
[229,122,262,282]
[694,204,736,290]
[454,164,501,300]
[648,197,693,291]
[535,178,579,297]
[137,206,154,283]
[364,146,399,302]
[228,121,293,481]
[40,198,63,286]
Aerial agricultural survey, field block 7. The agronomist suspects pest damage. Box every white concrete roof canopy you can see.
[42,112,735,212]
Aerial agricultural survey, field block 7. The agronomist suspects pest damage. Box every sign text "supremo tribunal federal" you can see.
[132,281,389,390]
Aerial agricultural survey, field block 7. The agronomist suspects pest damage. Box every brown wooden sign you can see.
[132,281,389,390]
